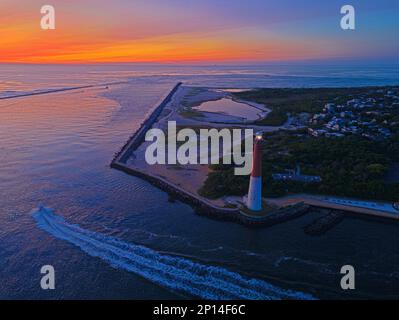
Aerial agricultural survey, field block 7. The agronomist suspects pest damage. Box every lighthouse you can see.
[246,134,263,211]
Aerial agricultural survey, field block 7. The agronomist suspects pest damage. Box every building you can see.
[272,165,321,183]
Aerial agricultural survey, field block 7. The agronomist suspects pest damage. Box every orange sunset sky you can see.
[1,0,398,64]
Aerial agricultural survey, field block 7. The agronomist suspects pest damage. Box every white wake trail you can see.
[32,206,316,300]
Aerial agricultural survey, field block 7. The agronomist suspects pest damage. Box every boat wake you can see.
[32,206,316,300]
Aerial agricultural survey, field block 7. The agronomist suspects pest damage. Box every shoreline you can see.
[111,161,313,227]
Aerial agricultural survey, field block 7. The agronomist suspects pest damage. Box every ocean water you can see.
[1,63,399,299]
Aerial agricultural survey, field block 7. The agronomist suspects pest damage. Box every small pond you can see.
[193,98,260,121]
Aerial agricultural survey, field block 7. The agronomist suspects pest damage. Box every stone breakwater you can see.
[112,82,183,164]
[110,82,311,227]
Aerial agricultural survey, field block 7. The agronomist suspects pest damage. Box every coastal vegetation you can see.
[199,130,399,202]
[197,86,399,203]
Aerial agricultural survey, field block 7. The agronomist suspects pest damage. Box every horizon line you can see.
[1,57,399,66]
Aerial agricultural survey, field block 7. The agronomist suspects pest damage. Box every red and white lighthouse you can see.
[247,134,263,211]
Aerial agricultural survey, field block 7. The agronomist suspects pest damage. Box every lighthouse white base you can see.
[247,176,262,211]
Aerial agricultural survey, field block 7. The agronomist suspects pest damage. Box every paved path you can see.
[266,194,399,220]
